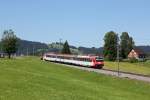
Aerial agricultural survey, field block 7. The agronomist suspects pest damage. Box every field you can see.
[104,61,150,76]
[0,57,150,100]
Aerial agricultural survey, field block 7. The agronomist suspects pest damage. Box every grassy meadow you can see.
[0,57,150,100]
[104,60,150,76]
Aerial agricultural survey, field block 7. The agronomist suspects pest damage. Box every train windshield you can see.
[96,57,103,62]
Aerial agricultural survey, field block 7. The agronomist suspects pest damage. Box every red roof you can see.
[133,48,145,54]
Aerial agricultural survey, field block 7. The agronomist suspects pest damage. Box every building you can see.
[0,53,5,58]
[128,49,146,61]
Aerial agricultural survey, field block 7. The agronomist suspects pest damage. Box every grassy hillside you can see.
[0,57,150,100]
[104,61,150,76]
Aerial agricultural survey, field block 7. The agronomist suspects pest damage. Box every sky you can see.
[0,0,150,47]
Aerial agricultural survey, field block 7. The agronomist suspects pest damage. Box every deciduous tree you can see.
[120,32,134,59]
[1,29,18,58]
[103,31,118,61]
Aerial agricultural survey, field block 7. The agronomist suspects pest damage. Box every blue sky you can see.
[0,0,150,47]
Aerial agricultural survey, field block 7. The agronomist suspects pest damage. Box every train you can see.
[42,53,104,69]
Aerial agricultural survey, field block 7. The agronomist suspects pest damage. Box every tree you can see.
[61,40,71,54]
[120,32,134,59]
[129,37,134,51]
[103,31,118,61]
[0,41,2,52]
[1,29,18,58]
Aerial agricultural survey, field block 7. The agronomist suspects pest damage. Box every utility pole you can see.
[117,34,120,76]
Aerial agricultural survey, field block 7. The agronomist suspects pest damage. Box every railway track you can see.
[52,62,150,83]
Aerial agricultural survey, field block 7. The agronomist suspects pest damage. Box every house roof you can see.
[133,48,145,54]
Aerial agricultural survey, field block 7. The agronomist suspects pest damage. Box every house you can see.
[128,49,146,61]
[0,53,5,58]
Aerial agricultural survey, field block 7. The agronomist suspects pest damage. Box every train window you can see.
[65,56,68,59]
[46,55,56,58]
[76,58,79,61]
[70,57,74,60]
[67,57,70,59]
[46,55,51,57]
[75,57,78,60]
[96,57,103,62]
[87,58,92,62]
[77,58,82,61]
[46,55,49,57]
[81,58,84,61]
[74,57,78,60]
[57,56,61,58]
[81,58,86,61]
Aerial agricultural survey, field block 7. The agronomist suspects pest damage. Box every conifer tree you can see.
[61,40,71,54]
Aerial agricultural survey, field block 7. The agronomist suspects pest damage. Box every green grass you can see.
[104,61,150,76]
[0,57,150,100]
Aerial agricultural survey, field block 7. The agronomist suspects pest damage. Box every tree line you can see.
[0,29,71,58]
[0,29,134,59]
[103,31,134,61]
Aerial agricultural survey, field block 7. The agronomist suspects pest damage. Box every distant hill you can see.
[48,42,104,55]
[136,46,150,54]
[17,40,49,55]
[48,42,79,54]
[0,40,49,55]
[0,39,150,56]
[78,47,103,55]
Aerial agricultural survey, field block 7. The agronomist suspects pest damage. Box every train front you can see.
[92,56,104,69]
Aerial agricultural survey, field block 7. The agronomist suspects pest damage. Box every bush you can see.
[129,58,138,63]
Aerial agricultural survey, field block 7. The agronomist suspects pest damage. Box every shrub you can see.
[129,58,138,63]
